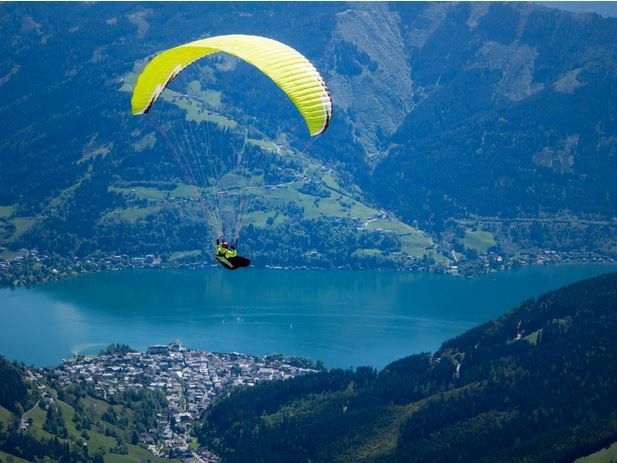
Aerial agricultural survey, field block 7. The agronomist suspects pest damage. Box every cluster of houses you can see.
[0,246,165,282]
[0,247,47,269]
[53,341,317,459]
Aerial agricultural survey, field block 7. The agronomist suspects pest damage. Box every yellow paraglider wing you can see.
[131,34,332,136]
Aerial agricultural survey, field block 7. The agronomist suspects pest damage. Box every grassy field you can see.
[171,183,204,198]
[0,249,16,260]
[79,397,175,463]
[0,205,14,218]
[131,132,157,152]
[103,443,175,463]
[0,450,31,463]
[20,395,174,463]
[79,141,112,163]
[351,248,383,257]
[364,219,432,257]
[257,182,376,222]
[186,81,221,108]
[576,441,617,463]
[9,217,40,241]
[523,329,542,345]
[102,207,160,223]
[247,138,280,154]
[111,183,206,202]
[0,405,13,425]
[82,396,109,416]
[463,229,497,253]
[228,171,438,261]
[228,171,442,262]
[162,89,237,129]
[110,186,168,201]
[0,401,171,463]
[23,404,55,440]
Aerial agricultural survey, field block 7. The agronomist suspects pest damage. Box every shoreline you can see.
[2,246,616,290]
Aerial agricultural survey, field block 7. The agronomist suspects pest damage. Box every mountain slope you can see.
[0,355,173,463]
[198,271,617,462]
[1,3,617,272]
[372,2,617,252]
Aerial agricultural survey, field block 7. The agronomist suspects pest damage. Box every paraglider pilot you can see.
[216,238,238,259]
[214,238,250,270]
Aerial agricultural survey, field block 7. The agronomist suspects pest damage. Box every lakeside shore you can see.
[2,245,615,289]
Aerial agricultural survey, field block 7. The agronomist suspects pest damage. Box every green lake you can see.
[1,264,615,369]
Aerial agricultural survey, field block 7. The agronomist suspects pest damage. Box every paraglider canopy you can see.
[131,34,332,136]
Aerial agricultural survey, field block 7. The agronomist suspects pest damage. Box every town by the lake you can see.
[40,341,318,461]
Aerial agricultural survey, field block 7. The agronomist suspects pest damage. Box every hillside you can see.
[375,3,617,258]
[0,353,176,463]
[197,271,617,462]
[1,2,617,276]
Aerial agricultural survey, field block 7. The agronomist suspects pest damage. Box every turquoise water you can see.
[1,264,615,369]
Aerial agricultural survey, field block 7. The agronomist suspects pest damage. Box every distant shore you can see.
[2,245,616,289]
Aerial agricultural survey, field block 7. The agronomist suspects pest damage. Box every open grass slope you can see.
[19,393,173,463]
[463,229,497,254]
[0,406,14,426]
[0,450,31,463]
[102,139,437,264]
[576,441,617,463]
[0,206,14,219]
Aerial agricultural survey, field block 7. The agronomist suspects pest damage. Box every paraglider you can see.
[215,238,250,271]
[132,34,332,135]
[131,34,332,270]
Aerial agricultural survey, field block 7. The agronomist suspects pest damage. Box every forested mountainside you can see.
[1,3,617,275]
[198,271,617,463]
